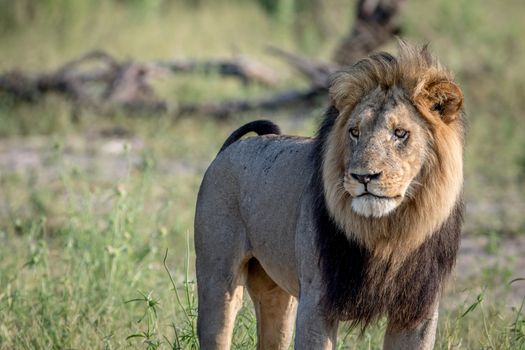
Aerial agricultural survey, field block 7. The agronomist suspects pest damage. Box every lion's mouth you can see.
[357,192,400,200]
[350,192,402,218]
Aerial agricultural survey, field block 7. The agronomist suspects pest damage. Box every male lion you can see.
[195,43,464,349]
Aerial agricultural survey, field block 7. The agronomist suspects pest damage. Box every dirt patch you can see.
[455,235,525,305]
[0,134,204,184]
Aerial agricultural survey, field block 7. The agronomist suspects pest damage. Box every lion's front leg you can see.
[383,302,439,350]
[295,290,338,350]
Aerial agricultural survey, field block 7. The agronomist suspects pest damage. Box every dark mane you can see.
[311,106,464,331]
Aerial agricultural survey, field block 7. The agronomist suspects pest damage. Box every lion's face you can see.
[323,44,464,255]
[342,87,430,218]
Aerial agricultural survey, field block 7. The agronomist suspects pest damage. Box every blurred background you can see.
[0,0,524,349]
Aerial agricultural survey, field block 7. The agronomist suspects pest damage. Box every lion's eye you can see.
[394,128,408,139]
[349,127,360,138]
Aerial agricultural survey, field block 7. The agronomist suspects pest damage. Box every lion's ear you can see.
[417,81,463,123]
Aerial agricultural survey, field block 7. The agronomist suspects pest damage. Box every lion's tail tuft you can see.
[218,120,281,153]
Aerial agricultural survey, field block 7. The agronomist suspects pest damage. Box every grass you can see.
[0,0,524,348]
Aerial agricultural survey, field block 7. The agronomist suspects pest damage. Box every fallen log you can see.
[0,50,280,114]
[158,56,280,86]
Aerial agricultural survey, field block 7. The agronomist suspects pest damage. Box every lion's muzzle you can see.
[344,171,404,218]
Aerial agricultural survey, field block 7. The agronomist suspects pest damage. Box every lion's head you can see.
[321,42,465,257]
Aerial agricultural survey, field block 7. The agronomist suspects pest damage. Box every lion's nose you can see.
[351,172,382,184]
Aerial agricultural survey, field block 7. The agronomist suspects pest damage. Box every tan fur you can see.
[323,42,464,261]
[246,260,297,349]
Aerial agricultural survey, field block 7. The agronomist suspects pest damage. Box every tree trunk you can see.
[333,0,405,66]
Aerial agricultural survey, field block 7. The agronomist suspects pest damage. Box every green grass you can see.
[0,0,524,348]
[0,157,523,349]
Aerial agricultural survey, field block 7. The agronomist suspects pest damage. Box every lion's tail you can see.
[218,120,281,154]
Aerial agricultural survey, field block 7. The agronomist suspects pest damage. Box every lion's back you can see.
[216,134,314,212]
[199,134,314,215]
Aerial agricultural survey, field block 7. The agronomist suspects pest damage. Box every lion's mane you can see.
[313,44,465,331]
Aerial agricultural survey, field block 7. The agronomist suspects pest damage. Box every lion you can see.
[194,42,464,349]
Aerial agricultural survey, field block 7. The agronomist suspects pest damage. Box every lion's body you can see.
[196,135,314,298]
[195,44,465,349]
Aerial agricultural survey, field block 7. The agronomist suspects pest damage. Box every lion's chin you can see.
[351,196,400,218]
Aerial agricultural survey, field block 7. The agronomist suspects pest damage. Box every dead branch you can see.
[0,51,120,105]
[158,56,280,86]
[0,50,280,115]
